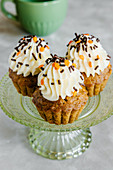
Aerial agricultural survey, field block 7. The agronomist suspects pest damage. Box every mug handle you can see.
[1,0,18,21]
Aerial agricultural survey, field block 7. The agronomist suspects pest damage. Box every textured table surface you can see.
[0,0,113,169]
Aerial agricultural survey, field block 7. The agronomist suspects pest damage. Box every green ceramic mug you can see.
[1,0,68,36]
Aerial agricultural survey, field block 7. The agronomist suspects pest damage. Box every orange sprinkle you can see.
[38,64,44,68]
[97,55,100,59]
[52,63,55,67]
[72,63,76,68]
[88,40,93,44]
[41,79,44,85]
[65,60,70,66]
[55,63,60,70]
[84,34,89,36]
[79,55,84,60]
[23,38,25,40]
[89,61,92,67]
[17,51,21,56]
[108,62,111,68]
[76,40,81,44]
[73,91,77,97]
[33,36,37,42]
[40,47,45,52]
[41,38,44,41]
[46,45,50,49]
[69,40,73,45]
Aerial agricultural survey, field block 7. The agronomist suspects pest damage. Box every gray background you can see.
[0,0,113,169]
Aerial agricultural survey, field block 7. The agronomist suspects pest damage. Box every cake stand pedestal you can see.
[0,73,113,160]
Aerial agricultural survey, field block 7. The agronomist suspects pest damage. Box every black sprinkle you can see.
[18,62,23,65]
[106,59,110,61]
[94,65,99,70]
[15,47,19,52]
[67,44,69,47]
[46,42,48,45]
[94,45,98,48]
[12,52,16,58]
[50,53,54,57]
[80,76,83,80]
[82,45,84,51]
[70,45,76,50]
[37,86,41,88]
[58,80,61,85]
[79,82,85,87]
[25,64,29,67]
[90,46,93,50]
[38,43,43,47]
[51,83,54,85]
[85,47,87,52]
[16,64,19,68]
[107,55,111,58]
[95,58,99,61]
[32,53,37,60]
[41,67,44,71]
[46,58,51,64]
[72,60,74,63]
[28,46,31,50]
[36,45,38,53]
[68,65,75,72]
[73,87,77,91]
[60,69,64,73]
[11,59,16,61]
[96,38,100,42]
[39,53,41,59]
[88,54,91,58]
[43,74,47,77]
[24,50,26,54]
[66,52,68,56]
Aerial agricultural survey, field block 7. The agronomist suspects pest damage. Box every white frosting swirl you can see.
[9,36,51,77]
[66,34,110,77]
[38,57,84,101]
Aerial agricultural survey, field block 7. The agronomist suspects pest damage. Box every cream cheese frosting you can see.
[9,35,51,77]
[66,33,111,77]
[38,55,84,101]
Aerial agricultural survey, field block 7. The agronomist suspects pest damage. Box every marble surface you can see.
[0,0,113,169]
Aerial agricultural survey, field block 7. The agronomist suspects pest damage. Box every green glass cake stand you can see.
[0,73,113,160]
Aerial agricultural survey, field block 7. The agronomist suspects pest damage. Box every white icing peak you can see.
[66,33,110,77]
[38,56,84,101]
[9,35,51,77]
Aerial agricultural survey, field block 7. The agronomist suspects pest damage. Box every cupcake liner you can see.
[69,104,86,123]
[32,87,88,125]
[9,68,37,97]
[83,65,112,97]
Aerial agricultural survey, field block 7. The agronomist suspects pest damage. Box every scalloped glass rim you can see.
[0,73,113,132]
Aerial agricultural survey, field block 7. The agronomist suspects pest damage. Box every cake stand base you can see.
[28,128,92,160]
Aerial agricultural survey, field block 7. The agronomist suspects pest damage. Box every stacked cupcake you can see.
[9,34,112,125]
[66,33,112,96]
[32,55,88,125]
[9,35,51,97]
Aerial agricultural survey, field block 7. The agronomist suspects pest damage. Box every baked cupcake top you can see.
[66,33,111,77]
[38,55,84,101]
[9,35,51,77]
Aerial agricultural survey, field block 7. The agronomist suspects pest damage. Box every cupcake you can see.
[32,55,88,125]
[9,35,51,97]
[66,33,112,97]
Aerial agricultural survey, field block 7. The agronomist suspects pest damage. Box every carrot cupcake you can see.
[32,55,88,125]
[66,33,112,97]
[9,35,51,97]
